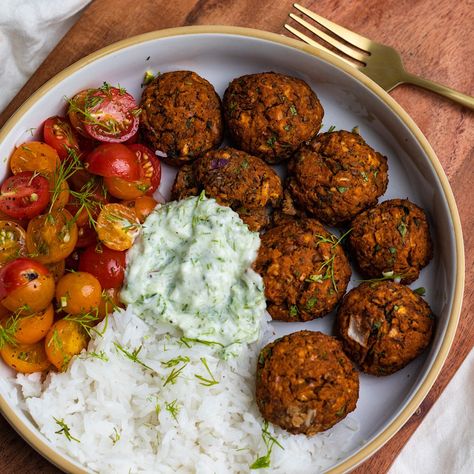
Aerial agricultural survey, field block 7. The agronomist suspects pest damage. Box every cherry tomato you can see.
[0,221,27,267]
[86,143,140,180]
[65,250,82,273]
[0,258,55,313]
[45,319,88,371]
[47,171,70,212]
[0,172,50,220]
[7,304,55,344]
[96,203,139,251]
[78,245,126,288]
[0,302,10,319]
[84,86,139,142]
[104,144,161,200]
[43,116,80,160]
[56,272,102,315]
[45,260,66,283]
[10,142,60,175]
[123,196,157,223]
[26,209,78,264]
[67,90,91,137]
[76,223,97,248]
[97,287,122,320]
[1,340,51,373]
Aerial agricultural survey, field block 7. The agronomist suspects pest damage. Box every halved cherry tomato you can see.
[10,142,60,175]
[123,195,157,223]
[78,244,126,288]
[84,86,139,142]
[26,209,78,264]
[45,259,66,283]
[47,174,70,212]
[6,304,55,344]
[0,258,55,313]
[0,221,27,267]
[43,116,80,160]
[86,143,140,180]
[96,203,139,251]
[1,340,51,373]
[0,172,50,220]
[97,287,122,320]
[56,272,102,315]
[45,319,88,371]
[104,144,161,200]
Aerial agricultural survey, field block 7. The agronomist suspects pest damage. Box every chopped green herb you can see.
[413,287,426,296]
[194,357,219,386]
[179,336,224,348]
[283,124,292,131]
[250,421,283,469]
[289,305,299,318]
[360,171,369,182]
[389,247,397,255]
[337,186,348,193]
[143,70,155,85]
[351,125,360,134]
[163,362,188,386]
[54,418,80,443]
[113,342,154,371]
[397,221,408,239]
[266,136,276,148]
[289,105,298,116]
[336,405,346,416]
[306,297,318,309]
[327,125,336,132]
[161,356,190,368]
[165,399,180,422]
[109,427,121,445]
[305,274,323,283]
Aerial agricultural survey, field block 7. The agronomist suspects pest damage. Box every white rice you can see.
[8,307,359,473]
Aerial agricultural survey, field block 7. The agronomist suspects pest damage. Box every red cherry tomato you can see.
[104,144,161,199]
[80,86,139,142]
[0,258,52,301]
[0,172,50,220]
[76,223,97,248]
[78,244,126,289]
[85,143,140,180]
[43,116,79,160]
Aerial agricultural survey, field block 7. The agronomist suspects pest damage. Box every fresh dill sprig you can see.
[163,362,188,386]
[161,356,190,368]
[165,399,180,422]
[0,305,29,349]
[113,342,154,371]
[69,178,104,229]
[48,148,83,213]
[194,357,219,387]
[250,421,283,469]
[81,350,109,362]
[179,336,224,348]
[358,271,405,284]
[54,417,80,443]
[64,311,100,337]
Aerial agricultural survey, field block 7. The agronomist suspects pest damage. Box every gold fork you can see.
[285,3,474,110]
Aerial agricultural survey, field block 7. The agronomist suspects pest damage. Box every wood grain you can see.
[0,0,472,473]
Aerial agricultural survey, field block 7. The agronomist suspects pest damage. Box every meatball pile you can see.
[255,218,351,321]
[140,71,223,166]
[336,281,435,376]
[223,72,324,164]
[171,147,282,231]
[141,68,437,437]
[256,331,359,435]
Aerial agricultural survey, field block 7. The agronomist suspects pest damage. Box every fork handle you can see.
[402,72,474,110]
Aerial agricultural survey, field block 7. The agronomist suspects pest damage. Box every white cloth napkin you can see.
[0,2,472,473]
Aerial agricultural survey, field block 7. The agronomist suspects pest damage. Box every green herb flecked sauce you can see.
[121,195,266,358]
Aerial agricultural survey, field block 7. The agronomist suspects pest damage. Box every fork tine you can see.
[284,24,356,68]
[293,3,373,51]
[289,13,367,63]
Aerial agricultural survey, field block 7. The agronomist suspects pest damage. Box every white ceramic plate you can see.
[0,27,464,473]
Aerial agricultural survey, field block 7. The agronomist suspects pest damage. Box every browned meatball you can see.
[255,219,351,321]
[140,71,223,166]
[223,72,324,164]
[170,147,283,231]
[256,331,359,435]
[287,130,388,225]
[336,282,435,376]
[348,199,433,284]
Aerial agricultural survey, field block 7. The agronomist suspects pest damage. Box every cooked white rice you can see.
[7,306,359,473]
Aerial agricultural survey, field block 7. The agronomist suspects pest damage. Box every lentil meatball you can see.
[336,281,435,376]
[287,130,388,225]
[223,72,324,164]
[256,331,359,435]
[255,218,351,321]
[170,147,283,231]
[348,199,433,284]
[140,71,223,166]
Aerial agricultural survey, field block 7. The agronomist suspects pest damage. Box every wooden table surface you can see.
[0,0,472,472]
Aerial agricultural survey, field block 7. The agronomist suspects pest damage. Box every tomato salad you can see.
[0,83,161,374]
